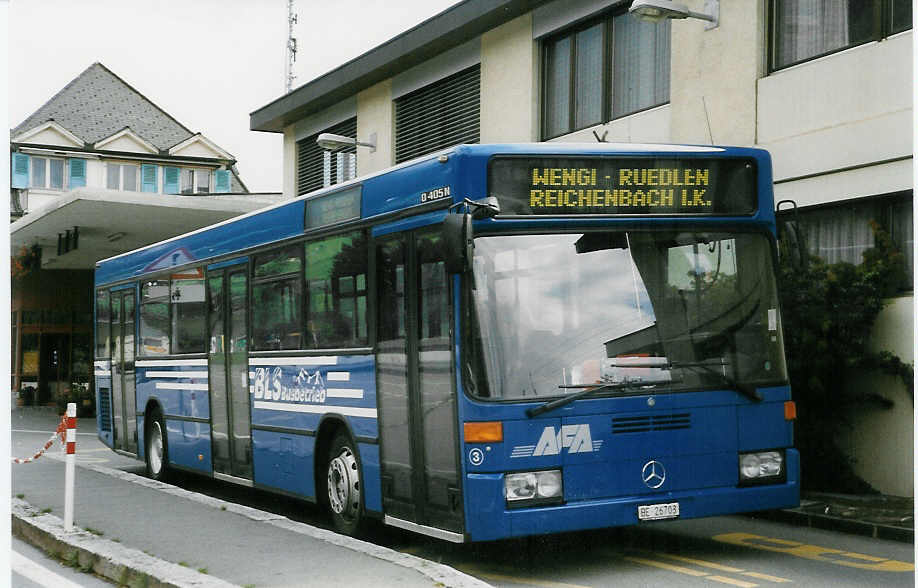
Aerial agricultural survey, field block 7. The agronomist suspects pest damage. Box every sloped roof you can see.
[12,62,194,151]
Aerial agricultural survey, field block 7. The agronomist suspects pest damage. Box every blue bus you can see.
[93,143,799,542]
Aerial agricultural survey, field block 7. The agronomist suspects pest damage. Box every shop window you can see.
[771,0,912,71]
[542,11,670,139]
[305,231,368,349]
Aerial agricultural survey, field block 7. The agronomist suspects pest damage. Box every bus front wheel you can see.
[145,410,169,482]
[324,433,363,535]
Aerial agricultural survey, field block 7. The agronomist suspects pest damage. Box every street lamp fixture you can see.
[316,132,377,153]
[629,0,719,30]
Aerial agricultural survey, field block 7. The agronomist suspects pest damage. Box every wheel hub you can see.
[327,446,359,519]
[149,422,163,474]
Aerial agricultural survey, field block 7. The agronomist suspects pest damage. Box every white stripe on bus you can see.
[253,401,376,418]
[326,388,364,399]
[136,359,209,367]
[249,356,339,366]
[326,372,350,381]
[145,371,209,379]
[94,371,112,377]
[155,382,209,391]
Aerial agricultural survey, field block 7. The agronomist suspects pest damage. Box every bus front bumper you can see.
[464,449,800,542]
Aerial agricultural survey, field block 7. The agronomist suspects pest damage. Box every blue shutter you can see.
[11,153,30,188]
[68,159,87,189]
[214,170,231,193]
[141,164,158,193]
[163,166,180,194]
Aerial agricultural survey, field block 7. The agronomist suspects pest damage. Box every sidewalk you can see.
[10,407,489,588]
[754,492,914,543]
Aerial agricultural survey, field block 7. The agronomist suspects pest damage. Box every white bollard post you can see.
[64,402,76,532]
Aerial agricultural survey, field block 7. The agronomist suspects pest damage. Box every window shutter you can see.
[141,164,158,193]
[296,117,357,196]
[214,170,231,193]
[163,166,180,194]
[68,158,87,189]
[394,65,480,164]
[11,153,30,188]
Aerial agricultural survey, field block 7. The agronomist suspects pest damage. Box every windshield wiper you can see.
[526,380,669,418]
[669,360,762,402]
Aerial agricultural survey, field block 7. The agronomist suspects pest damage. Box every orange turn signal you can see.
[464,421,503,443]
[784,401,797,421]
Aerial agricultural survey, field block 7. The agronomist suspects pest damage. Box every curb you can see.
[12,499,238,588]
[34,455,493,588]
[751,508,914,543]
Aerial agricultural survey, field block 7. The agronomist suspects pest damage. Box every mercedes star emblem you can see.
[642,460,666,489]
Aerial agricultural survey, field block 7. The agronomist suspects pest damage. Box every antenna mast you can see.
[285,0,298,93]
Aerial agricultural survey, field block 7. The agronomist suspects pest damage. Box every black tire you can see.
[145,409,170,481]
[323,433,364,535]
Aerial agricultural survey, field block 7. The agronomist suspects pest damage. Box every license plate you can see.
[638,502,680,521]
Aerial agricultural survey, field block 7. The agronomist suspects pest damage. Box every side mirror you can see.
[443,212,473,274]
[776,200,806,268]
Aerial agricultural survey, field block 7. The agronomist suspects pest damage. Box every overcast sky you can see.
[8,0,461,193]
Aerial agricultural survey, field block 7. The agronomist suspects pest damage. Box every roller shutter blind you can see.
[296,117,357,197]
[394,65,480,164]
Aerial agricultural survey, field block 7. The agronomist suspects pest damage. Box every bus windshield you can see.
[467,230,788,400]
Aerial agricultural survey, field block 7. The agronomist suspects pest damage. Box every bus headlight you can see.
[739,451,784,484]
[505,470,563,507]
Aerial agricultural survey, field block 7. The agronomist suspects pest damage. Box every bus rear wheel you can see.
[145,410,169,481]
[324,433,363,535]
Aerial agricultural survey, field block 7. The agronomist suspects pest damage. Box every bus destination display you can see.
[489,157,757,216]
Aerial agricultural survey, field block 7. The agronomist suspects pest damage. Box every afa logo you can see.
[511,424,603,458]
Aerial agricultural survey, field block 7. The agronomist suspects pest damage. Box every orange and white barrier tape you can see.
[11,416,67,464]
[11,404,78,532]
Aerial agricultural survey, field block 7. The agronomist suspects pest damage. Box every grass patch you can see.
[15,493,24,499]
[85,526,104,536]
[40,508,52,514]
[197,567,208,574]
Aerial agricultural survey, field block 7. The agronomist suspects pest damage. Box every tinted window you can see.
[140,280,170,356]
[304,231,368,348]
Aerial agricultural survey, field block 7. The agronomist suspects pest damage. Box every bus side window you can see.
[304,231,368,349]
[251,245,303,351]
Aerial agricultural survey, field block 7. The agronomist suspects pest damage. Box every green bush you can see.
[778,221,911,493]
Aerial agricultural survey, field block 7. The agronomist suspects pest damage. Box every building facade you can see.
[250,0,913,496]
[11,63,276,411]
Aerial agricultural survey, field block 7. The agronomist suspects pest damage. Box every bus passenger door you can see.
[111,289,137,454]
[376,229,463,535]
[207,265,253,482]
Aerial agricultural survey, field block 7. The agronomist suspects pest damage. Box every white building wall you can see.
[757,32,913,205]
[357,80,394,176]
[839,297,915,497]
[481,13,539,142]
[670,0,764,146]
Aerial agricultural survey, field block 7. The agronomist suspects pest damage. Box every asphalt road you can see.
[12,409,915,588]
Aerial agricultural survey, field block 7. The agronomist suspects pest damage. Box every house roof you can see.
[12,62,194,151]
[249,0,552,133]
